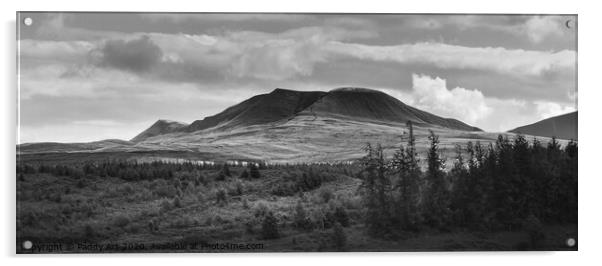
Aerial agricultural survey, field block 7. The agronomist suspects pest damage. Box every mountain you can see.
[19,87,490,161]
[307,88,481,131]
[184,88,327,132]
[131,87,480,142]
[509,111,577,140]
[131,120,188,142]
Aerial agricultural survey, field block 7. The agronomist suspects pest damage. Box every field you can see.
[16,150,577,253]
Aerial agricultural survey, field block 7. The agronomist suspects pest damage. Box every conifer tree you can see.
[390,120,421,231]
[423,130,450,228]
[360,143,391,236]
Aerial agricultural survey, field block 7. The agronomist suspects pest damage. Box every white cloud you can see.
[534,101,576,120]
[380,75,575,132]
[19,39,94,62]
[408,74,492,124]
[524,16,563,43]
[325,41,575,77]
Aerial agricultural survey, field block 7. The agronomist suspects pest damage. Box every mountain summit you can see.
[131,119,188,142]
[131,87,481,142]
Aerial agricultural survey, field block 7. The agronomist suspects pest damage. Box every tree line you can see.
[360,121,577,237]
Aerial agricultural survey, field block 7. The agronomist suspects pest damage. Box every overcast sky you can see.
[18,13,577,143]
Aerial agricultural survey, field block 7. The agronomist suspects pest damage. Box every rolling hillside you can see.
[509,111,577,140]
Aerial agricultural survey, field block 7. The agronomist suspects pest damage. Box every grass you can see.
[16,155,576,253]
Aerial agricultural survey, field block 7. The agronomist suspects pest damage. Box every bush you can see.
[155,180,178,198]
[254,202,269,217]
[318,188,334,203]
[113,215,130,228]
[249,164,261,179]
[331,222,347,251]
[239,170,249,179]
[261,211,280,239]
[222,164,231,177]
[84,224,95,238]
[333,206,350,227]
[215,172,227,181]
[173,196,182,208]
[523,214,545,249]
[271,182,298,196]
[216,189,227,204]
[228,181,243,196]
[160,198,173,212]
[293,201,313,230]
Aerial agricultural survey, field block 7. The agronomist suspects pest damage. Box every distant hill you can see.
[131,120,188,142]
[509,111,577,140]
[19,87,491,160]
[131,87,480,142]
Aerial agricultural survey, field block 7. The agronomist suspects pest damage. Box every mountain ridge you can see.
[131,87,481,142]
[509,111,577,140]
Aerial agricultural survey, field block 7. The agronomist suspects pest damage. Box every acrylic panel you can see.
[16,12,577,253]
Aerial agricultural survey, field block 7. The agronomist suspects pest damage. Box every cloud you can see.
[380,74,575,132]
[139,13,313,23]
[93,36,163,72]
[534,101,576,120]
[408,74,492,124]
[325,42,575,77]
[524,16,563,43]
[19,39,93,62]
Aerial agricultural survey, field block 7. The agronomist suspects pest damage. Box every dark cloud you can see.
[95,35,163,72]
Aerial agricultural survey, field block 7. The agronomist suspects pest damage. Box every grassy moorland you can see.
[16,129,577,253]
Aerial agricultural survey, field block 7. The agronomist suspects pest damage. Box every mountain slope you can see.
[307,87,481,131]
[131,120,188,142]
[138,87,481,139]
[509,111,577,140]
[184,88,327,132]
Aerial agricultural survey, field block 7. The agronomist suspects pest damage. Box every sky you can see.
[17,13,577,143]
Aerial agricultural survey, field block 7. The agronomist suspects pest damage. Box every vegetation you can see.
[16,126,577,252]
[360,121,577,239]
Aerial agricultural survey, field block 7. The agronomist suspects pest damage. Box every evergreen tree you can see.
[261,211,280,239]
[390,121,421,231]
[360,143,392,237]
[249,163,261,179]
[423,130,450,229]
[222,163,231,177]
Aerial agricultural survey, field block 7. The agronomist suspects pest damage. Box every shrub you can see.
[254,202,269,218]
[216,189,227,204]
[318,188,334,203]
[333,206,350,227]
[293,201,313,230]
[239,170,249,179]
[261,211,280,239]
[76,179,86,188]
[271,182,298,196]
[84,224,95,238]
[523,214,545,249]
[113,215,130,228]
[228,181,243,196]
[249,164,261,179]
[222,164,231,177]
[173,196,182,208]
[331,222,347,251]
[160,198,173,212]
[155,180,177,198]
[215,172,226,181]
